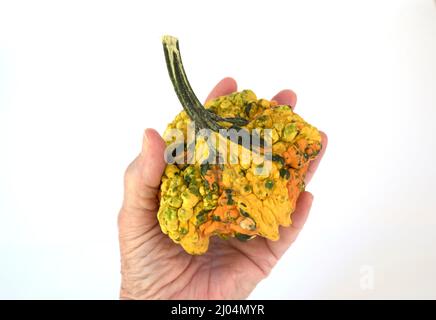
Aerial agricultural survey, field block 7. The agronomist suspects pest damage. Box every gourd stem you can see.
[163,37,197,125]
[162,35,217,131]
[162,35,264,149]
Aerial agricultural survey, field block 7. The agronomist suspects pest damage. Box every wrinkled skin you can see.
[158,90,322,254]
[118,78,327,299]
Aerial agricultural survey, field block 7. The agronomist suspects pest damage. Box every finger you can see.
[138,128,167,188]
[305,131,328,185]
[266,191,314,259]
[205,77,237,103]
[271,89,297,109]
[121,128,166,220]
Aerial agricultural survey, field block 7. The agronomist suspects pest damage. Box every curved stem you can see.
[162,35,264,149]
[163,35,220,131]
[162,36,204,128]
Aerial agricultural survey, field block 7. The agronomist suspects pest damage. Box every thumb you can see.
[121,128,166,222]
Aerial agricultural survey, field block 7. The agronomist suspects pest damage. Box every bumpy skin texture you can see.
[158,90,322,254]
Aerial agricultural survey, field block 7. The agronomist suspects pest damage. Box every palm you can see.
[120,211,281,299]
[118,78,327,299]
[119,180,311,300]
[177,237,279,299]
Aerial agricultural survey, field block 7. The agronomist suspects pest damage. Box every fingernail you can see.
[307,192,314,205]
[141,129,149,156]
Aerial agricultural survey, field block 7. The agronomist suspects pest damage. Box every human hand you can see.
[118,78,328,299]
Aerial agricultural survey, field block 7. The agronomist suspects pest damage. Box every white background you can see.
[0,0,435,299]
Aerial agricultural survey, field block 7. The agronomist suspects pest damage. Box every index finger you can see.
[271,89,297,109]
[205,77,238,103]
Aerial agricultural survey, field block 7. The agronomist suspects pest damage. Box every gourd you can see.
[157,36,322,255]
